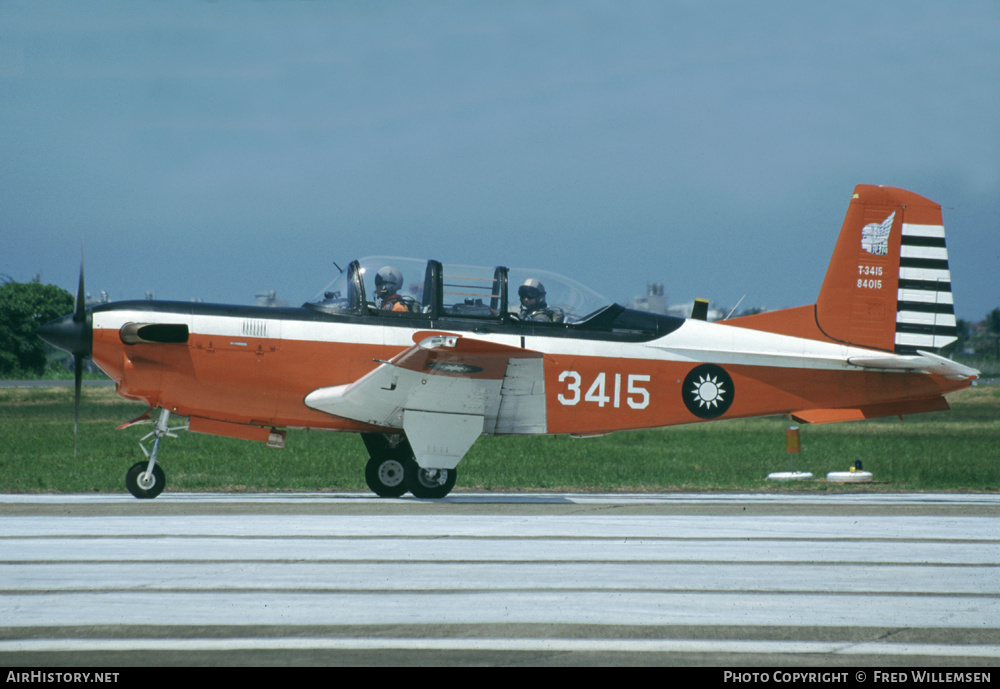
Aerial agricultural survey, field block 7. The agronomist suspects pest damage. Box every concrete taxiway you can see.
[1,491,998,666]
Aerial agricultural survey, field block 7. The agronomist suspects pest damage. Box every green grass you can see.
[1,385,998,494]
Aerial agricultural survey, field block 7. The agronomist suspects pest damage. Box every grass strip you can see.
[1,386,997,494]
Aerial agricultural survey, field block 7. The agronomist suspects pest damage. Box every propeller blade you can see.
[74,353,83,460]
[74,249,85,460]
[75,248,85,459]
[75,248,86,323]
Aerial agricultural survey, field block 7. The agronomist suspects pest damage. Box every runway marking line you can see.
[2,637,999,658]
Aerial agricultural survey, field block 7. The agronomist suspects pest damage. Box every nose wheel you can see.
[124,408,186,499]
[125,461,165,499]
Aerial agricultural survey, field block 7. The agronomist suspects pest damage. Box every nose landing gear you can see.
[124,408,187,499]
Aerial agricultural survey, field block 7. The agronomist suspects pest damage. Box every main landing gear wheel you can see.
[403,457,456,500]
[365,455,408,498]
[125,461,165,499]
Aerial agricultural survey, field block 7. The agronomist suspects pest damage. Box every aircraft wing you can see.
[304,333,545,469]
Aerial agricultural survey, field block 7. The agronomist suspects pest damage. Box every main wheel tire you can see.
[403,457,456,499]
[125,461,165,499]
[365,455,408,497]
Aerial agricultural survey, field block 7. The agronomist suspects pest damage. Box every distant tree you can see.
[986,308,1000,360]
[988,308,1000,335]
[0,280,73,377]
[943,318,971,355]
[961,308,1000,361]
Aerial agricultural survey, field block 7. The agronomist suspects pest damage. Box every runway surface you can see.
[2,491,999,666]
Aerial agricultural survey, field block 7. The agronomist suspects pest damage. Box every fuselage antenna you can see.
[725,294,746,320]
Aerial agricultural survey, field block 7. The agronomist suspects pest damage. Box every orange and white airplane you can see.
[39,184,978,499]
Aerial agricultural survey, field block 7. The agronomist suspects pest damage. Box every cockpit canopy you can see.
[305,256,612,324]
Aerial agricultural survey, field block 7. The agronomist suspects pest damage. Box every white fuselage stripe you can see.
[93,308,905,373]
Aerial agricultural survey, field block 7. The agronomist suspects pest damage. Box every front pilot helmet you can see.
[375,266,403,299]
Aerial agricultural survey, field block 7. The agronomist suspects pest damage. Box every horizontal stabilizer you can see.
[792,396,950,424]
[848,349,979,380]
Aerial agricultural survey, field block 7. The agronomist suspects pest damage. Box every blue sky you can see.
[3,1,998,320]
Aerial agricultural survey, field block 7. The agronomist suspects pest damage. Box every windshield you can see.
[306,256,610,323]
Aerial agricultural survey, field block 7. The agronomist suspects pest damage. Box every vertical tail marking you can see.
[895,221,956,354]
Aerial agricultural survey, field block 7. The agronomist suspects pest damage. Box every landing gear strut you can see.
[125,408,185,499]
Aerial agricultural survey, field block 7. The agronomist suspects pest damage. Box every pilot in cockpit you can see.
[517,278,564,323]
[375,266,417,313]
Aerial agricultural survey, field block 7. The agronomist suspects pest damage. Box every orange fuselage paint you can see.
[93,327,386,431]
[91,323,967,438]
[540,354,964,435]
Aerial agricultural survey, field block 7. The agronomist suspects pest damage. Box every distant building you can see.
[630,283,667,314]
[668,301,724,321]
[628,282,725,321]
[256,290,286,308]
[85,291,111,308]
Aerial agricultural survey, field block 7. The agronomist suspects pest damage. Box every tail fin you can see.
[815,185,957,354]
